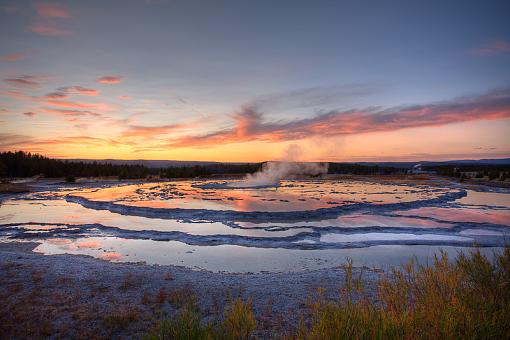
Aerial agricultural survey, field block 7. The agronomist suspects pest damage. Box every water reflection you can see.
[66,180,456,212]
[33,236,503,273]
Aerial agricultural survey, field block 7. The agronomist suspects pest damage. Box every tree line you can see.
[0,151,151,179]
[2,151,409,180]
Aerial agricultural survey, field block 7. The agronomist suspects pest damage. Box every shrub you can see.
[144,298,256,340]
[298,248,510,339]
[144,302,215,340]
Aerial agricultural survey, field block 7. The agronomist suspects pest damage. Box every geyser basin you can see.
[1,178,509,273]
[61,179,458,212]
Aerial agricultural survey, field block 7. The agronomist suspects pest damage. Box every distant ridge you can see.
[65,158,510,169]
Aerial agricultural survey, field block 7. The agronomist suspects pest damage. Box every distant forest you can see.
[424,164,510,180]
[3,150,507,180]
[0,151,152,179]
[0,151,261,179]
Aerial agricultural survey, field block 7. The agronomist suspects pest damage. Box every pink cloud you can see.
[1,90,35,100]
[33,2,71,18]
[167,88,510,147]
[43,86,99,99]
[0,52,28,62]
[3,75,43,88]
[97,76,123,84]
[119,95,131,100]
[28,23,72,37]
[474,40,510,55]
[23,111,36,117]
[58,86,100,96]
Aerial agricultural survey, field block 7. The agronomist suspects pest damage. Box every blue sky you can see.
[1,0,509,161]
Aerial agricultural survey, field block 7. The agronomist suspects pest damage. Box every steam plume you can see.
[228,144,328,188]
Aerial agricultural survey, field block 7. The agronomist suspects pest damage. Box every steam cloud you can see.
[228,144,328,188]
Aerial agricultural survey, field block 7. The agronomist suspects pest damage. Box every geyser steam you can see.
[228,144,328,188]
[228,161,328,188]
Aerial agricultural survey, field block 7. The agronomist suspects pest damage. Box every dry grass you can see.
[295,248,510,339]
[2,248,508,339]
[144,298,256,340]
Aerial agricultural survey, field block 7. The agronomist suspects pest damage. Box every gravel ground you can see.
[0,241,381,339]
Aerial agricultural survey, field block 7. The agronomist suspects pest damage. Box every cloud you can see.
[251,84,379,111]
[119,95,131,100]
[3,75,43,88]
[44,91,68,99]
[23,111,36,117]
[474,40,510,55]
[122,124,190,137]
[0,90,35,101]
[97,76,123,84]
[44,99,116,111]
[0,52,29,62]
[33,2,71,18]
[49,86,100,97]
[28,3,73,37]
[61,86,99,96]
[28,23,72,37]
[42,108,102,118]
[0,133,34,149]
[167,87,510,148]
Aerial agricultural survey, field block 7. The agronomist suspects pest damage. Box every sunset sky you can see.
[1,0,509,162]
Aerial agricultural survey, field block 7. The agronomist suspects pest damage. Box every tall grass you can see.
[298,248,510,339]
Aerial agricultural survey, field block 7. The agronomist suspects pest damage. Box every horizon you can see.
[40,152,510,164]
[1,1,510,162]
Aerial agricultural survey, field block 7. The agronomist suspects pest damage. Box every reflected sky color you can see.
[1,0,509,161]
[1,178,510,272]
[64,180,454,211]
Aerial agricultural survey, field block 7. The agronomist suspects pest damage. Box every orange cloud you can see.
[28,23,72,37]
[122,124,191,137]
[168,88,510,147]
[97,76,123,84]
[45,99,116,111]
[0,52,28,62]
[33,2,71,18]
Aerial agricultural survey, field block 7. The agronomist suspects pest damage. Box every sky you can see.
[1,0,509,162]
